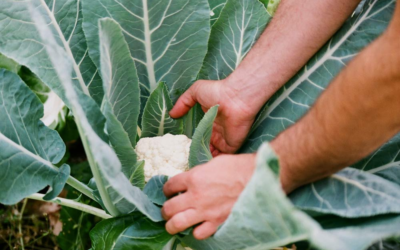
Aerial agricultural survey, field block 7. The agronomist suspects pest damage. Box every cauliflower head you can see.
[135,134,192,182]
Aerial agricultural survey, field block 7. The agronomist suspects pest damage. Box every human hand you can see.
[161,154,256,239]
[170,79,259,155]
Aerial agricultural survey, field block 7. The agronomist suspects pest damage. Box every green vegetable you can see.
[200,0,271,80]
[82,0,211,102]
[0,0,399,249]
[0,69,69,204]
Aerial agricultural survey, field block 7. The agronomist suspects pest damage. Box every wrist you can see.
[226,71,279,103]
[223,72,279,117]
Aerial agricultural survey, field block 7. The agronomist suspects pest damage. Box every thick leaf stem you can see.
[74,119,120,216]
[18,199,28,250]
[66,176,95,201]
[27,193,112,219]
[39,0,89,95]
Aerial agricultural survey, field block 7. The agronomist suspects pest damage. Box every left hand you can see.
[162,154,256,240]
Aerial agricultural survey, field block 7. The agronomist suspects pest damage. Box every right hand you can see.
[170,80,259,155]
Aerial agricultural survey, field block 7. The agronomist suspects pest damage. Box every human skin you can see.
[170,0,362,155]
[163,0,400,241]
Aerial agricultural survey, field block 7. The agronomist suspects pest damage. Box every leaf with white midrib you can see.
[82,0,211,101]
[0,0,102,103]
[0,69,69,204]
[32,6,162,221]
[290,168,400,218]
[90,214,172,250]
[141,82,183,138]
[98,18,144,186]
[242,0,400,219]
[0,0,107,144]
[199,0,270,81]
[355,133,400,176]
[209,0,226,26]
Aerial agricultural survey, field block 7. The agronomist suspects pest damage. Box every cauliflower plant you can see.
[135,134,192,182]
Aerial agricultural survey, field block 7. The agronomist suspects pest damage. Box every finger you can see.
[211,148,220,157]
[193,221,218,240]
[163,172,190,197]
[162,194,192,220]
[170,86,198,118]
[166,209,204,235]
[210,130,238,155]
[209,144,215,153]
[201,106,209,113]
[210,141,221,157]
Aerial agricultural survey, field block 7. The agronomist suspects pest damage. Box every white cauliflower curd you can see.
[135,134,192,182]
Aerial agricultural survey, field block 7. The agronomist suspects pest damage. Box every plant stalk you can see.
[27,193,112,219]
[18,199,28,250]
[74,118,120,217]
[66,176,95,200]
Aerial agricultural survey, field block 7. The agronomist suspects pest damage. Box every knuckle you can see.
[162,182,170,194]
[162,203,172,218]
[204,209,218,221]
[181,97,193,107]
[193,230,204,240]
[166,221,175,234]
[180,93,195,108]
[205,208,226,223]
[188,83,199,95]
[188,173,201,185]
[191,190,202,202]
[172,214,187,231]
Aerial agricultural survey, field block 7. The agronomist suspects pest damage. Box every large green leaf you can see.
[82,0,211,102]
[189,106,218,168]
[143,175,169,206]
[90,214,172,250]
[312,215,400,250]
[183,144,400,250]
[0,53,20,74]
[0,69,69,204]
[209,0,226,26]
[354,133,400,179]
[32,6,162,221]
[99,18,140,148]
[45,0,104,103]
[98,18,144,186]
[290,168,400,218]
[0,0,102,103]
[0,0,107,144]
[199,0,270,80]
[141,82,183,138]
[241,0,399,218]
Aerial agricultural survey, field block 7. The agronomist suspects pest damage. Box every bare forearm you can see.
[228,0,361,110]
[271,22,400,194]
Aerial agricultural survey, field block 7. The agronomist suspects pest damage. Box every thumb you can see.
[169,83,199,118]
